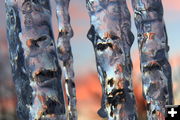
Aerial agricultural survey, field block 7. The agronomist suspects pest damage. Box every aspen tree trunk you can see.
[5,0,66,120]
[131,0,174,119]
[55,0,77,120]
[86,0,137,119]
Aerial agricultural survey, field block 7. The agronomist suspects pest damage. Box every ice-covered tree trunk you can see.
[55,0,77,120]
[5,0,66,120]
[131,0,174,119]
[86,0,137,119]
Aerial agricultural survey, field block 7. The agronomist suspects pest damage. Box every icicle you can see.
[86,0,137,119]
[55,0,77,120]
[5,0,66,119]
[131,0,174,119]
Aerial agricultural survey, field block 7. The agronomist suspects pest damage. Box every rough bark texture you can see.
[86,0,137,119]
[5,0,66,120]
[131,0,173,119]
[55,0,77,120]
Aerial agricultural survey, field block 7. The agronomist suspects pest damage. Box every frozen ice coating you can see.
[5,0,66,120]
[131,0,174,119]
[86,0,137,119]
[55,0,77,120]
[5,0,174,120]
[86,0,174,119]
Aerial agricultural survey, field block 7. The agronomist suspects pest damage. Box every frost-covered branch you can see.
[86,0,137,119]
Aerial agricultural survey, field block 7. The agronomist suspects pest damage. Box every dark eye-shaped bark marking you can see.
[143,61,161,72]
[97,42,113,51]
[108,78,114,87]
[34,70,57,87]
[26,35,53,48]
[107,89,125,107]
